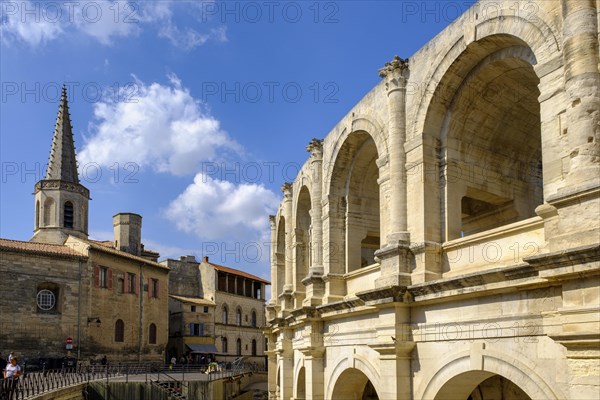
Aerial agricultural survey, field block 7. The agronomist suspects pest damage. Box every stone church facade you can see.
[0,88,169,363]
[265,1,599,399]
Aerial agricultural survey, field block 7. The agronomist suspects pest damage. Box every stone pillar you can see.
[269,215,278,305]
[303,351,325,400]
[562,0,600,187]
[303,139,325,306]
[375,56,412,288]
[277,327,294,400]
[379,55,410,244]
[299,319,325,399]
[281,183,294,311]
[265,329,278,400]
[370,302,414,400]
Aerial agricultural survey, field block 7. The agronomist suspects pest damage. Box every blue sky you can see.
[1,0,475,281]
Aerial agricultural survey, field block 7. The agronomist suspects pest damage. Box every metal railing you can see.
[0,363,260,400]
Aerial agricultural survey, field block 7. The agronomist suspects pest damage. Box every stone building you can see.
[163,255,218,362]
[265,1,600,399]
[0,88,169,363]
[164,255,270,367]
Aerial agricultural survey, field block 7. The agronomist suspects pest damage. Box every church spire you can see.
[46,85,79,183]
[31,85,89,244]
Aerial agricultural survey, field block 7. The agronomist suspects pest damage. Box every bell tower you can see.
[31,86,90,244]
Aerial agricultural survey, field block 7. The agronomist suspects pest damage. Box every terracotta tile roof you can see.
[0,238,86,259]
[207,261,270,284]
[169,295,216,306]
[80,239,170,271]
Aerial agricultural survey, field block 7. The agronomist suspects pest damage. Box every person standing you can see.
[4,357,22,400]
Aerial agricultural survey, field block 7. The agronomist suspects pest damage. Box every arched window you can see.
[222,305,228,324]
[252,339,257,356]
[115,319,124,342]
[43,198,55,226]
[63,201,74,228]
[236,338,242,356]
[222,337,228,354]
[251,311,257,328]
[149,323,157,344]
[35,200,40,229]
[236,308,242,326]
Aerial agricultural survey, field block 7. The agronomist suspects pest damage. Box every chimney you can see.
[113,213,142,256]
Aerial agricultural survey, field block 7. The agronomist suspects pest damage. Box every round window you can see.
[37,289,56,311]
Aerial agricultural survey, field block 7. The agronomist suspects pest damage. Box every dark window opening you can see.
[63,201,74,228]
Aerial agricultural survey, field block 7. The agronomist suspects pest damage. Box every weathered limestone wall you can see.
[0,250,86,358]
[266,0,600,399]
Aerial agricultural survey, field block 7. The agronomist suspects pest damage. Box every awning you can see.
[186,344,218,354]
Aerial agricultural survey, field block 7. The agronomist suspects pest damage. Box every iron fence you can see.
[0,362,260,400]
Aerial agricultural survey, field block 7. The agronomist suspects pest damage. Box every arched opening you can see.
[296,366,306,400]
[251,339,257,356]
[295,186,311,301]
[63,201,74,228]
[331,368,380,400]
[43,197,55,226]
[222,305,228,324]
[222,337,228,354]
[434,371,532,400]
[330,132,381,273]
[424,36,543,241]
[114,319,124,343]
[35,200,40,229]
[236,307,242,326]
[276,217,286,297]
[251,310,257,328]
[236,338,242,356]
[148,323,157,344]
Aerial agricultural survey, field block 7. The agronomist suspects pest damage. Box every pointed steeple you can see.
[46,85,79,183]
[31,85,90,244]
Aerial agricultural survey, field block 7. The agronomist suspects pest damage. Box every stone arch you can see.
[294,185,312,299]
[417,33,545,242]
[411,8,562,138]
[418,348,564,400]
[325,114,388,189]
[293,357,306,400]
[326,130,383,276]
[326,354,381,400]
[43,197,55,227]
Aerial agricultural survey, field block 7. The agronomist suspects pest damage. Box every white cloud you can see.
[79,75,240,176]
[1,1,225,48]
[165,173,279,244]
[159,24,227,50]
[0,1,63,46]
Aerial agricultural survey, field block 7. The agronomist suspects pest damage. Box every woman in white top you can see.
[4,357,21,380]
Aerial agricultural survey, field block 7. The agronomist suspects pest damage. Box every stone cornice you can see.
[316,297,364,314]
[408,263,538,298]
[524,243,600,270]
[35,179,90,199]
[356,285,409,306]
